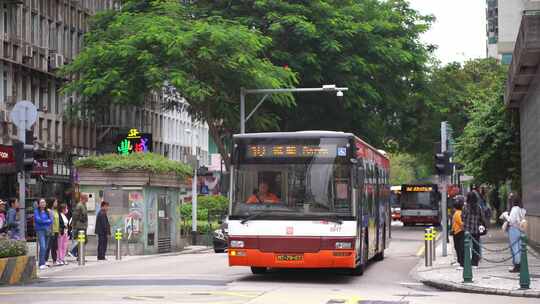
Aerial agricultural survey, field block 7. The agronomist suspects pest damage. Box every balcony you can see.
[505,12,540,108]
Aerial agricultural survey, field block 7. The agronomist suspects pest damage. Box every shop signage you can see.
[0,145,15,163]
[116,128,152,155]
[31,159,53,176]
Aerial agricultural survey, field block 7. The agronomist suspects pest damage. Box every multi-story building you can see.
[486,0,540,64]
[0,0,121,202]
[0,1,210,204]
[505,10,540,248]
[96,86,209,167]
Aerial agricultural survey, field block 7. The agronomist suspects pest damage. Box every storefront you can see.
[0,145,17,200]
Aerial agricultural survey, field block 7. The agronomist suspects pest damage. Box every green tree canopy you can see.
[61,0,297,167]
[453,60,520,186]
[195,0,434,151]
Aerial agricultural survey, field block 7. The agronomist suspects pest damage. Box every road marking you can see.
[399,282,424,286]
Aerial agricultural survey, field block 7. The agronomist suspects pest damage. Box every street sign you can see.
[10,100,38,130]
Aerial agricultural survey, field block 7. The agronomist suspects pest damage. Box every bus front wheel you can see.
[250,267,267,274]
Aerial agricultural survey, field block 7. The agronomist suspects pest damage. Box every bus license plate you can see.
[276,254,303,261]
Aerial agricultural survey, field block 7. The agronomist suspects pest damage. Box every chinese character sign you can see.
[116,129,152,155]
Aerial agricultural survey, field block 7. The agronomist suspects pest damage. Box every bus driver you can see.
[247,181,280,204]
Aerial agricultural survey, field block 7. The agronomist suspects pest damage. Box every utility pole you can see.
[440,121,449,257]
[10,101,37,239]
[187,128,198,245]
[239,85,348,134]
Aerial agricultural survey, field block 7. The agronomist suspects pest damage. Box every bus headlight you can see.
[335,242,352,250]
[230,240,245,248]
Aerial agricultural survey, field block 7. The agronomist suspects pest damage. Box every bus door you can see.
[355,159,366,264]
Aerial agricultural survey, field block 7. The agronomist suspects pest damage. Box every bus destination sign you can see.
[246,144,345,158]
[404,186,433,192]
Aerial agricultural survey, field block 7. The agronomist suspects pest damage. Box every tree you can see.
[61,1,297,168]
[389,152,431,185]
[194,0,434,150]
[452,59,520,187]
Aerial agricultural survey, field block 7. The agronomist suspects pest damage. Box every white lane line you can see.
[399,282,424,286]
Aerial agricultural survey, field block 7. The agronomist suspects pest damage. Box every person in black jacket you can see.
[95,201,111,260]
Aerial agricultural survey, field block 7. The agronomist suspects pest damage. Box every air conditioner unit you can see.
[23,45,32,58]
[6,96,16,106]
[49,53,64,70]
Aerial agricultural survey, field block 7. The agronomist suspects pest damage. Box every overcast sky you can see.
[408,0,487,64]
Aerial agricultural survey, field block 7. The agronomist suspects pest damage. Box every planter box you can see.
[77,168,188,188]
[0,256,37,285]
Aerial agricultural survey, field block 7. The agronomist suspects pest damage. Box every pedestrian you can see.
[95,201,111,261]
[472,185,491,224]
[462,191,486,267]
[452,195,465,268]
[0,199,6,235]
[34,198,53,270]
[6,198,22,240]
[70,195,88,259]
[46,199,61,266]
[507,194,526,273]
[57,203,70,265]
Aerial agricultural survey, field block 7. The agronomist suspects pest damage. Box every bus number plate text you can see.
[276,254,303,261]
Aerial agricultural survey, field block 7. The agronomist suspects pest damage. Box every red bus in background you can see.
[399,184,441,226]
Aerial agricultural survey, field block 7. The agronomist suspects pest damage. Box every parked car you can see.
[213,216,228,253]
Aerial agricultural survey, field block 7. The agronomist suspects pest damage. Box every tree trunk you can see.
[208,122,231,171]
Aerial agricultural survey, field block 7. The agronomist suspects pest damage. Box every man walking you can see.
[95,201,111,261]
[70,195,88,259]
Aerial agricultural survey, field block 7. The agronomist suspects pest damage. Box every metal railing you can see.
[462,231,532,289]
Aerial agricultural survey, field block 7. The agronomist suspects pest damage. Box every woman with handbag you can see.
[462,191,486,268]
[507,194,526,273]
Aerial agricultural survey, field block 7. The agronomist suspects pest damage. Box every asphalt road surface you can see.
[0,223,536,304]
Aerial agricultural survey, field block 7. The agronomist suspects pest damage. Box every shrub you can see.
[0,237,28,258]
[198,195,229,216]
[74,153,192,178]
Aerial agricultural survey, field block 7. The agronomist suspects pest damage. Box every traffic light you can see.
[434,152,450,176]
[13,141,34,172]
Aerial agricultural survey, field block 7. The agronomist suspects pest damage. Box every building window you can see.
[502,53,513,65]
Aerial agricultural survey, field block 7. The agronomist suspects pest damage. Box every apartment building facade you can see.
[0,1,210,204]
[0,0,122,202]
[486,0,540,63]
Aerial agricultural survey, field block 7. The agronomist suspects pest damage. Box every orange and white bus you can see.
[227,131,390,275]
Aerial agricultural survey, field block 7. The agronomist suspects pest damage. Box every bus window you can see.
[245,172,283,204]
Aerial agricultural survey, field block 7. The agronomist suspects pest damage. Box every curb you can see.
[410,258,540,298]
[0,256,37,285]
[37,246,212,277]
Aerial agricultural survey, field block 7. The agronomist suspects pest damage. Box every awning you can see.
[504,12,540,108]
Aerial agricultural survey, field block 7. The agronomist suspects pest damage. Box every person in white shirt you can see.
[507,194,526,273]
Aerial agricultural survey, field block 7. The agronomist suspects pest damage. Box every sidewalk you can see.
[36,245,211,275]
[412,227,540,298]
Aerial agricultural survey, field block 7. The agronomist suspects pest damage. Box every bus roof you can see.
[234,131,389,162]
[233,131,354,139]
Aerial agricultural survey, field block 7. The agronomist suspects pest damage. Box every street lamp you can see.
[240,84,348,133]
[185,128,199,245]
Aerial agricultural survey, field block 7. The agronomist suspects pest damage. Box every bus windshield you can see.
[232,162,353,219]
[401,191,439,210]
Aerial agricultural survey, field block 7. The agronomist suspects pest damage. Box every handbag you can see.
[478,224,487,236]
[502,221,509,232]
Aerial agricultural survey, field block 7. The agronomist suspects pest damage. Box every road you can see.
[0,224,536,304]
